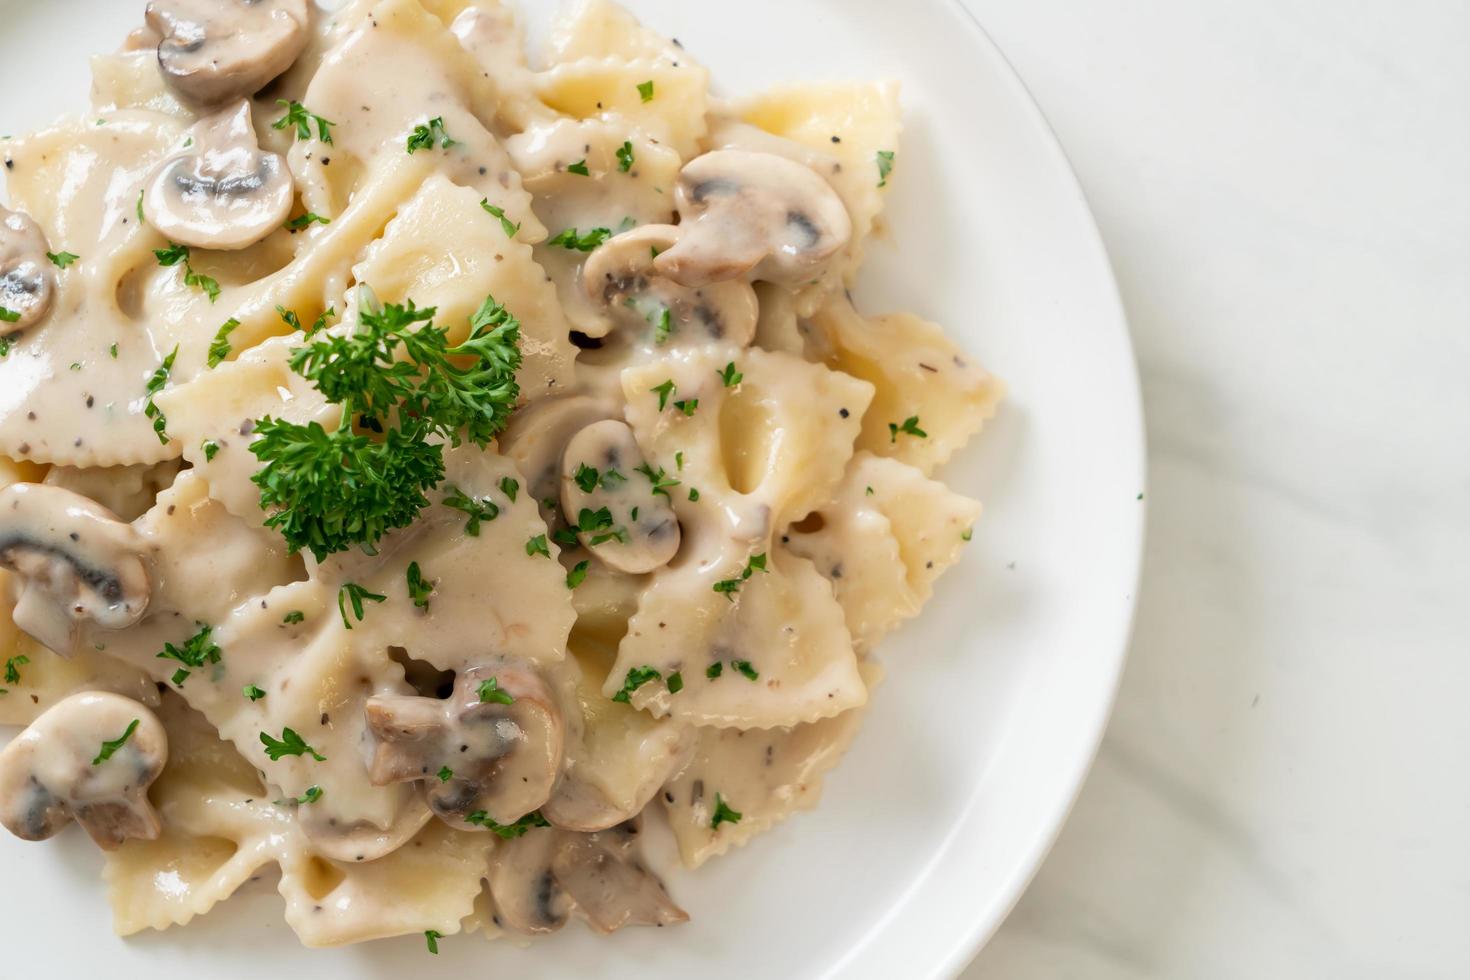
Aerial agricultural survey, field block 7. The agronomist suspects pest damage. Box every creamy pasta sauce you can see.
[0,0,1002,950]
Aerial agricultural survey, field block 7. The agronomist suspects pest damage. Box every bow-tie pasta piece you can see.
[547,0,697,68]
[448,1,549,133]
[610,347,874,728]
[535,58,710,160]
[804,296,1004,475]
[783,453,982,652]
[661,663,879,868]
[352,174,576,402]
[288,0,544,238]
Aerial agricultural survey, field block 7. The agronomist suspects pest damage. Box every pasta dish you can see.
[0,0,1003,950]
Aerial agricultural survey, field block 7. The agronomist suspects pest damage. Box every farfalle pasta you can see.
[0,0,1001,951]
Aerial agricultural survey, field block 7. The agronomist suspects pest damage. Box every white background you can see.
[960,1,1470,977]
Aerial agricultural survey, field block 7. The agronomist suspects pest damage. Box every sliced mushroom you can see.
[498,394,617,521]
[0,483,150,656]
[654,150,852,288]
[560,420,679,574]
[365,660,563,829]
[582,224,758,349]
[0,692,167,850]
[0,207,54,335]
[146,0,310,108]
[142,100,294,250]
[488,821,686,935]
[296,792,433,864]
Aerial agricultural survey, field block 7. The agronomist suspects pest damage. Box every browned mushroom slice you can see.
[0,692,167,850]
[560,420,679,574]
[655,150,852,288]
[146,0,311,108]
[488,821,687,935]
[581,224,758,348]
[0,207,54,334]
[0,483,150,656]
[142,100,295,251]
[365,660,563,829]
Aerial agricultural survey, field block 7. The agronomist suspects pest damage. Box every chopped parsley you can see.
[243,684,267,702]
[424,930,443,955]
[547,226,612,252]
[273,100,335,143]
[464,809,550,839]
[437,765,454,782]
[712,553,768,600]
[208,317,240,368]
[406,561,433,609]
[566,559,591,589]
[650,378,676,411]
[574,463,601,494]
[635,462,679,498]
[577,506,629,546]
[406,116,456,153]
[615,140,634,172]
[711,792,742,828]
[283,610,305,625]
[637,80,655,102]
[202,439,220,461]
[611,665,661,703]
[675,451,684,471]
[688,487,700,502]
[286,212,331,231]
[653,307,673,344]
[479,198,521,238]
[277,304,336,335]
[477,677,515,705]
[3,655,29,686]
[260,727,326,762]
[337,582,386,630]
[92,719,140,766]
[567,158,590,176]
[719,361,743,387]
[0,308,18,323]
[525,534,550,558]
[155,624,220,686]
[705,662,723,680]
[672,398,698,417]
[876,150,895,187]
[666,671,684,694]
[154,242,219,301]
[888,415,927,442]
[961,527,973,542]
[733,659,759,681]
[46,251,78,269]
[109,343,118,358]
[143,345,179,444]
[499,476,519,501]
[443,485,500,535]
[276,785,323,806]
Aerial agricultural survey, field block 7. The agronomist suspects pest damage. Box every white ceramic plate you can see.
[0,1,1144,977]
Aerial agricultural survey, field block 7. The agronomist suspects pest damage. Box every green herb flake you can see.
[733,659,759,681]
[566,559,591,589]
[479,198,521,238]
[666,671,684,694]
[208,317,240,368]
[688,487,700,502]
[437,766,453,782]
[876,150,895,187]
[706,662,723,680]
[611,665,661,704]
[276,785,323,806]
[443,485,500,536]
[424,930,443,955]
[92,719,140,766]
[243,684,267,702]
[406,116,457,153]
[653,306,673,344]
[3,655,30,685]
[673,398,698,417]
[202,439,220,461]
[567,158,591,176]
[477,677,515,705]
[337,582,386,630]
[499,476,519,501]
[547,226,612,252]
[719,361,742,387]
[155,624,221,685]
[46,251,79,269]
[961,527,973,542]
[286,212,331,231]
[283,610,305,625]
[525,534,550,559]
[273,100,335,143]
[615,140,635,172]
[711,792,743,829]
[406,561,434,609]
[464,809,550,839]
[574,463,601,494]
[888,415,927,442]
[260,727,326,762]
[635,462,679,499]
[637,80,655,102]
[650,379,676,411]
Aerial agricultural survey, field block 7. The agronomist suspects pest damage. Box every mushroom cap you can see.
[581,224,758,349]
[0,482,151,656]
[655,149,852,288]
[498,394,618,514]
[146,0,311,108]
[0,692,168,850]
[365,659,565,829]
[0,207,55,335]
[560,419,680,575]
[143,100,294,251]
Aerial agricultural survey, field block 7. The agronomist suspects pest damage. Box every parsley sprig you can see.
[274,100,334,143]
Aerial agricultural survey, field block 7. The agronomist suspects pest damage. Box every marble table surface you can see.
[957,2,1470,977]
